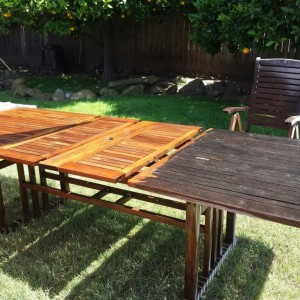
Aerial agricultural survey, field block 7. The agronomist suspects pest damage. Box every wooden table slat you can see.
[0,108,97,147]
[0,116,137,165]
[41,122,201,182]
[129,129,300,227]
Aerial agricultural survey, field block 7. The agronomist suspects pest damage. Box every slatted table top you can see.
[0,108,200,182]
[0,108,96,146]
[0,116,137,166]
[129,129,300,228]
[40,121,200,182]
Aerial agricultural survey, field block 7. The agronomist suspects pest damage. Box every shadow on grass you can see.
[0,189,274,300]
[0,171,24,223]
[0,204,142,298]
[63,223,274,300]
[202,236,275,300]
[64,220,186,300]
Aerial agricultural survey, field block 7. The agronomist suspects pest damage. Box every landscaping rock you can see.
[165,84,178,94]
[100,87,119,97]
[25,88,44,99]
[173,76,183,83]
[121,84,144,96]
[12,84,29,98]
[109,75,159,88]
[235,80,253,95]
[144,75,159,85]
[3,70,18,81]
[147,85,165,95]
[203,80,226,97]
[53,88,65,101]
[178,78,206,96]
[11,78,25,92]
[0,78,15,90]
[70,89,96,100]
[222,81,241,101]
[65,91,73,99]
[40,93,53,101]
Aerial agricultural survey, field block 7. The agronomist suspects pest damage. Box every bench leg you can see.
[184,202,201,300]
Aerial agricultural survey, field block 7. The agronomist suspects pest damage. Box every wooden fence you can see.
[0,16,298,78]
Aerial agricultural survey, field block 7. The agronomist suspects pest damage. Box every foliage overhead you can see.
[0,0,194,35]
[190,0,300,55]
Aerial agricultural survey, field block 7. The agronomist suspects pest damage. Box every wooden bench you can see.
[224,57,300,139]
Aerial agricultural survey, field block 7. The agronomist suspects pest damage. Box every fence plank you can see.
[0,16,297,78]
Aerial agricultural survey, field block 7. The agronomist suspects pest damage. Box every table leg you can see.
[39,167,49,210]
[225,212,236,244]
[202,207,213,276]
[17,164,30,220]
[28,166,40,215]
[0,183,6,233]
[59,172,70,192]
[184,202,201,300]
[217,210,224,258]
[211,208,219,266]
[198,209,236,297]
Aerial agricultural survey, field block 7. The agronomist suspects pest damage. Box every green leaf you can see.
[265,40,275,47]
[247,29,256,36]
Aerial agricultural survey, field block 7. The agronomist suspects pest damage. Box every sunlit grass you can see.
[0,77,298,299]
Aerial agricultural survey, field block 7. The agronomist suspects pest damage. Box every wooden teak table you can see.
[0,108,97,231]
[129,129,300,299]
[1,109,229,299]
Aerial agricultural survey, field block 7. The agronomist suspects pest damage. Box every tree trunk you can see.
[101,20,115,82]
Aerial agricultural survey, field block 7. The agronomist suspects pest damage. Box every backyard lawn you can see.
[0,76,299,300]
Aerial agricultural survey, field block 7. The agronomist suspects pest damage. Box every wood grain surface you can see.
[129,129,300,228]
[0,108,96,147]
[0,116,137,165]
[41,122,201,182]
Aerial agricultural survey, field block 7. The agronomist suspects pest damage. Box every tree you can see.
[189,0,300,55]
[0,0,195,81]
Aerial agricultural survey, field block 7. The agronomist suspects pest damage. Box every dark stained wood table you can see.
[129,129,300,299]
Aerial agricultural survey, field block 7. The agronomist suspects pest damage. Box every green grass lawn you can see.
[0,78,299,300]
